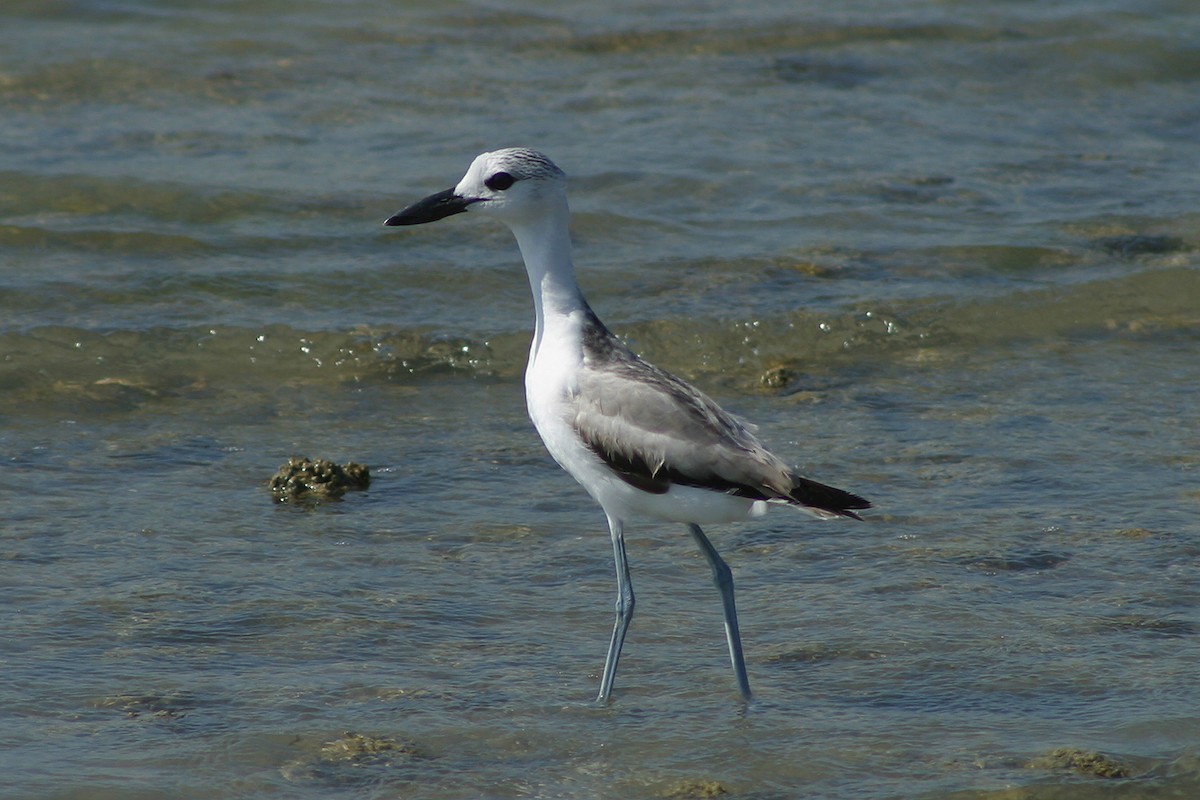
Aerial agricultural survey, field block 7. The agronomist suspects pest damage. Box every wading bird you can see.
[384,148,869,702]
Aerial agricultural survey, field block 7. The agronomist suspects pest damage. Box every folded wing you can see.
[572,323,869,519]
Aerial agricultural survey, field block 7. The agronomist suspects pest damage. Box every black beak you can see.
[383,187,478,226]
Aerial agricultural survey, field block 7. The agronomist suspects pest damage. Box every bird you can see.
[383,147,870,702]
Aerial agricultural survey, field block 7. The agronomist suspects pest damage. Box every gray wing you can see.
[573,317,794,499]
[573,311,871,518]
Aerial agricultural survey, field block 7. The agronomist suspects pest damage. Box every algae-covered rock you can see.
[1028,747,1131,779]
[280,731,419,785]
[315,731,417,764]
[760,364,797,389]
[92,690,197,723]
[269,457,369,502]
[662,778,729,798]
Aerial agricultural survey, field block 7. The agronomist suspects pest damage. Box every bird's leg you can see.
[688,524,752,700]
[597,515,634,703]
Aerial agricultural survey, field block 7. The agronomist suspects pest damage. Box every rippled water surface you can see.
[3,2,1199,798]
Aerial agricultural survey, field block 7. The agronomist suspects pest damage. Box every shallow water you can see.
[2,1,1199,798]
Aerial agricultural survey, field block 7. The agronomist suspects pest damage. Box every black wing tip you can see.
[836,494,872,521]
[790,476,872,520]
[824,494,871,521]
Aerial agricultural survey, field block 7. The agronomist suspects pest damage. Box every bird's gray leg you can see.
[597,515,634,703]
[688,524,752,700]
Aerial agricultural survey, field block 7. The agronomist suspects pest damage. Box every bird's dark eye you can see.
[485,171,515,191]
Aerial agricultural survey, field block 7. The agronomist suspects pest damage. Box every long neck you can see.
[508,203,586,358]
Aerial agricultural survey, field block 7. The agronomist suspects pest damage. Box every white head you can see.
[384,147,567,229]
